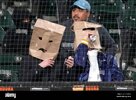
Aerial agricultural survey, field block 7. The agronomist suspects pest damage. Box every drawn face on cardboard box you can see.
[29,19,65,60]
[73,21,102,50]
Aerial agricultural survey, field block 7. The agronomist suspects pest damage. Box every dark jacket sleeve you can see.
[98,26,118,56]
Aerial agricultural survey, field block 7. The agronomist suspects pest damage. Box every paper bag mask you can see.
[73,21,102,50]
[29,19,65,60]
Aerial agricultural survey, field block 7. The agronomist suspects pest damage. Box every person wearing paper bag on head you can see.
[73,23,124,81]
[74,26,102,82]
[60,0,123,81]
[18,19,66,82]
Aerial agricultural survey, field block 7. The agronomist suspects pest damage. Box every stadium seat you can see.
[0,53,22,82]
[0,26,6,46]
[13,0,29,8]
[0,26,6,54]
[0,9,16,31]
[120,6,136,29]
[132,72,136,81]
[0,65,20,82]
[124,69,136,81]
[89,0,123,15]
[0,54,22,64]
[125,0,136,7]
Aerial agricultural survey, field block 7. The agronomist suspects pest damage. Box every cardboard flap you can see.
[34,19,65,34]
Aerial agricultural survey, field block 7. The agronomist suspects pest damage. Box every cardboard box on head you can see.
[73,21,102,50]
[29,19,65,60]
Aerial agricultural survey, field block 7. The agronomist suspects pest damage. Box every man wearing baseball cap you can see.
[54,0,118,81]
[71,0,91,12]
[71,0,91,21]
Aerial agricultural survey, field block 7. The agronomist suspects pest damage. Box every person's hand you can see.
[64,56,74,68]
[39,59,55,68]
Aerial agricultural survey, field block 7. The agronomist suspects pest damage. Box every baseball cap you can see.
[72,0,91,12]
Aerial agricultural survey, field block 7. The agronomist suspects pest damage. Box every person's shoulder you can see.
[88,20,104,27]
[60,19,73,26]
[88,20,99,24]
